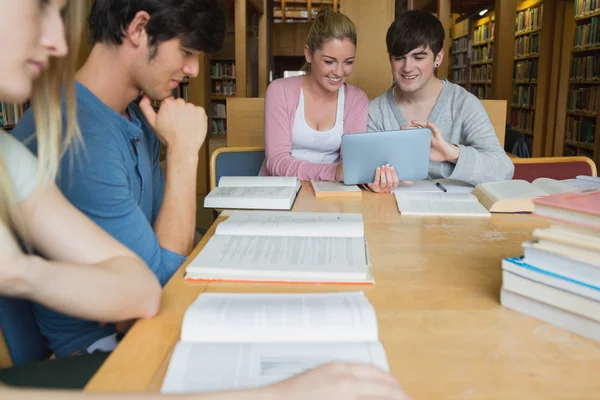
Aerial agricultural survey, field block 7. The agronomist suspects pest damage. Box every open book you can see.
[161,292,389,393]
[472,176,600,213]
[185,211,373,283]
[204,176,302,210]
[394,191,491,217]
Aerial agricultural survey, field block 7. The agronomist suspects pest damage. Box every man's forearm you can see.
[154,150,199,256]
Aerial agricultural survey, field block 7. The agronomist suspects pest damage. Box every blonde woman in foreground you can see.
[0,0,409,398]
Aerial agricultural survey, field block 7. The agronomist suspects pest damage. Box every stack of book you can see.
[501,189,600,342]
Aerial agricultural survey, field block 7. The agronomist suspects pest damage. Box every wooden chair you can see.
[209,146,265,190]
[226,98,265,147]
[481,100,507,147]
[512,156,597,182]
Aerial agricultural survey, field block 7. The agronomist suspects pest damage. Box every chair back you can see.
[512,156,598,182]
[0,297,48,367]
[210,146,265,190]
[226,98,265,147]
[481,100,507,147]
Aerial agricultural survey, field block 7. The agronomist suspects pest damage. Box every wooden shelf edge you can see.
[515,27,542,37]
[514,54,539,60]
[574,9,600,21]
[572,45,600,52]
[472,39,494,47]
[569,80,600,84]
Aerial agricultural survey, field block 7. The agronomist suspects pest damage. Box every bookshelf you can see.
[562,0,600,164]
[210,59,236,135]
[470,13,495,99]
[508,0,556,157]
[449,19,470,89]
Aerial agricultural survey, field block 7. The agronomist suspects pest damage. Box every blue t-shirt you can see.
[12,82,186,356]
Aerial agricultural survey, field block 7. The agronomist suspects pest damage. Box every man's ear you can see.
[434,48,444,67]
[124,11,151,47]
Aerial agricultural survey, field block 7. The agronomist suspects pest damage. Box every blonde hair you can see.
[0,1,85,243]
[302,8,357,73]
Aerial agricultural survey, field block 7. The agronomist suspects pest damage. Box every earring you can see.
[435,63,439,67]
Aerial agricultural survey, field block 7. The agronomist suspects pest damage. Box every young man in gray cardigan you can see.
[368,11,514,186]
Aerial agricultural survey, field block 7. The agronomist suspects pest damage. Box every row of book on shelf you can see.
[471,65,492,82]
[575,0,600,16]
[501,188,600,343]
[574,16,600,49]
[211,119,227,135]
[0,102,29,128]
[451,36,469,53]
[472,46,493,63]
[512,85,537,108]
[515,5,543,33]
[451,53,468,68]
[514,60,538,82]
[212,80,236,96]
[511,108,535,133]
[567,86,599,113]
[565,117,596,146]
[451,69,467,84]
[515,33,539,57]
[570,54,600,81]
[473,22,494,44]
[211,62,236,78]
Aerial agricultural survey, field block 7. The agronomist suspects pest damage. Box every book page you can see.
[568,176,600,191]
[531,178,575,195]
[394,179,474,193]
[216,211,365,238]
[187,234,368,281]
[395,196,490,217]
[180,292,378,343]
[207,186,294,199]
[576,175,600,183]
[161,341,388,393]
[476,180,548,202]
[219,176,299,188]
[394,192,477,201]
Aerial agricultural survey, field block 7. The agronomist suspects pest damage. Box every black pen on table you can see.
[436,182,447,192]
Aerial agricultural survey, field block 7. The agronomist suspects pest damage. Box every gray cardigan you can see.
[367,80,514,186]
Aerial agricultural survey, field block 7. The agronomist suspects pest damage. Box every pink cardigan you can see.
[259,76,369,181]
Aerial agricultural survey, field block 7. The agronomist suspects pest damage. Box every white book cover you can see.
[161,292,389,393]
[204,176,301,210]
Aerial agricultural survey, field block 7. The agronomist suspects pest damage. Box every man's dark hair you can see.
[88,0,226,54]
[386,10,445,57]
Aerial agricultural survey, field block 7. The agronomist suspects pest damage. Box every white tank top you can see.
[291,84,345,163]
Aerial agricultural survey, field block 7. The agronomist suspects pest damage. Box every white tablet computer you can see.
[341,129,431,185]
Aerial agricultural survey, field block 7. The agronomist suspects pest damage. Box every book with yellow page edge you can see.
[185,211,373,284]
[310,181,362,198]
[204,176,301,210]
[472,176,600,213]
[160,292,389,393]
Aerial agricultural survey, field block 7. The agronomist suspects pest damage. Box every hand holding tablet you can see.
[341,128,432,185]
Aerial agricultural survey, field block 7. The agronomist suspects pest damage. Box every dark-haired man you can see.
[12,0,226,356]
[368,10,513,186]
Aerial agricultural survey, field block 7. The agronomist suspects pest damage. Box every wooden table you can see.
[86,183,600,398]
